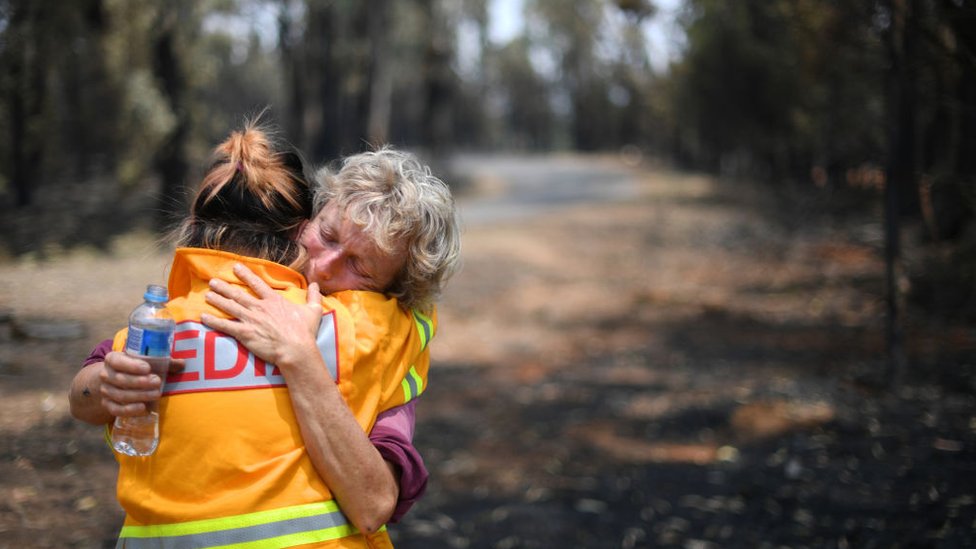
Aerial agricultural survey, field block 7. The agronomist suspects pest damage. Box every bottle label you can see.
[126,326,172,357]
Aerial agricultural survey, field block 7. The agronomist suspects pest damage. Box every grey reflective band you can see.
[117,501,367,548]
[412,310,432,351]
[403,370,419,399]
[401,365,423,403]
[315,311,339,380]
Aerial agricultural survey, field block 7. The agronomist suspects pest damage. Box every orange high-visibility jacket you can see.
[110,248,433,548]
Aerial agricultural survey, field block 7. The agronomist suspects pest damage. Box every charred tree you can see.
[883,0,920,386]
[150,4,191,229]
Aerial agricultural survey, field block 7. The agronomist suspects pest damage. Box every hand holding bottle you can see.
[99,351,183,417]
[111,285,175,457]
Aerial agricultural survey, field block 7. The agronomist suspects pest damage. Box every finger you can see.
[104,399,150,417]
[234,263,277,299]
[208,278,260,308]
[101,366,162,392]
[307,282,324,308]
[104,351,151,375]
[200,313,246,339]
[205,290,251,321]
[101,382,161,405]
[168,358,186,374]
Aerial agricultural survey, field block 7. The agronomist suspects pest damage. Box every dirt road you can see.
[1,154,974,548]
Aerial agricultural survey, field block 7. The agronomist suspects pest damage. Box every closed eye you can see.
[349,257,374,281]
[319,227,338,245]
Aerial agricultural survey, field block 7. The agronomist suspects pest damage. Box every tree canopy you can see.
[0,0,974,266]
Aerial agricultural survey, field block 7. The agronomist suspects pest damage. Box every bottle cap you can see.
[144,284,169,303]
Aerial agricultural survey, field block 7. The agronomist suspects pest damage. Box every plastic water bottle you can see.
[111,284,175,457]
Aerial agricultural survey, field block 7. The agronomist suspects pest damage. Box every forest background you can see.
[1,0,976,547]
[2,0,976,328]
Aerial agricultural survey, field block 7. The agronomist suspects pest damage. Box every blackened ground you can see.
[1,156,974,548]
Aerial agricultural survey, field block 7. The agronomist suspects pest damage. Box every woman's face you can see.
[299,202,406,295]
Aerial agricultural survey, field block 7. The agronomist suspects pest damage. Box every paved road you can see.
[448,153,643,225]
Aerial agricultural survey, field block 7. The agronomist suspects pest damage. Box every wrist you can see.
[276,340,324,374]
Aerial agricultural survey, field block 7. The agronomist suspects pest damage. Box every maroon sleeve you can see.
[368,400,429,523]
[83,339,114,367]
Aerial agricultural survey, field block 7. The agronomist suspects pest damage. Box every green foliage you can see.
[115,70,178,187]
[520,0,659,151]
[1,0,974,259]
[672,0,887,180]
[485,36,555,149]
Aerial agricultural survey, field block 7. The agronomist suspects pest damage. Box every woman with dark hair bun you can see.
[68,120,434,548]
[176,124,312,265]
[174,120,312,266]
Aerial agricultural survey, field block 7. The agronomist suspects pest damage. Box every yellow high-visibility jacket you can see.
[110,248,433,548]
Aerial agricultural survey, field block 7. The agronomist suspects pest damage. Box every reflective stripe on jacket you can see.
[111,248,432,548]
[117,501,376,548]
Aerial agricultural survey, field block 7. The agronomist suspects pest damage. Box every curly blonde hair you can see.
[313,147,461,312]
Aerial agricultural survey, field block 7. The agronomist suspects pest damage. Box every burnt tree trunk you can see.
[6,2,44,207]
[366,0,393,146]
[278,0,307,153]
[883,0,919,387]
[151,5,191,229]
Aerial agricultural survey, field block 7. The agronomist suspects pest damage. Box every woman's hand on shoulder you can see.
[201,263,324,369]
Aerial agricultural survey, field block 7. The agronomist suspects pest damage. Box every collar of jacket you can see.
[168,247,308,299]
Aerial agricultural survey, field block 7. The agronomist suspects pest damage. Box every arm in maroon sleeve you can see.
[80,338,428,522]
[69,339,115,425]
[369,400,429,523]
[83,338,113,367]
